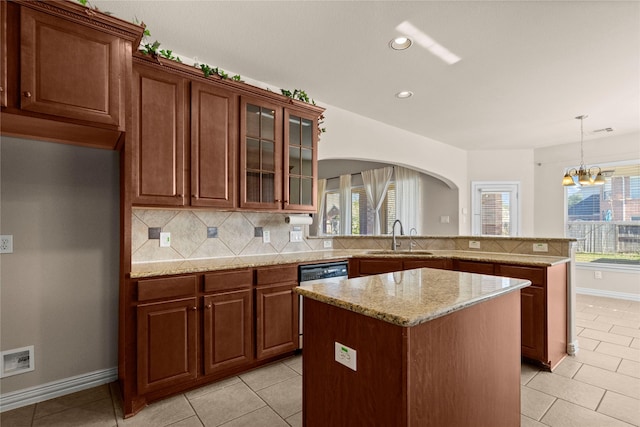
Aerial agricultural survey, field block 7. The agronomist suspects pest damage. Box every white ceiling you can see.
[93,0,640,151]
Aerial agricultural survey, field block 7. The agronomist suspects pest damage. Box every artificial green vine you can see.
[281,89,326,135]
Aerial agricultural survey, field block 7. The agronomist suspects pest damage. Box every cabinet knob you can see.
[23,91,32,98]
[0,87,4,93]
[192,194,199,199]
[191,306,197,311]
[176,194,184,198]
[206,303,212,309]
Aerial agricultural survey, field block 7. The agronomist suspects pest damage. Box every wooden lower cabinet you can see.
[137,298,198,394]
[351,256,568,370]
[203,289,253,375]
[255,283,299,360]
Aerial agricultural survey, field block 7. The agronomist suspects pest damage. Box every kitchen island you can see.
[296,267,531,427]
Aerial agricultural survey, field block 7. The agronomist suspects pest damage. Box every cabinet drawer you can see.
[496,265,546,287]
[403,258,452,271]
[453,260,495,275]
[358,259,404,275]
[256,264,297,286]
[137,275,197,302]
[204,269,253,293]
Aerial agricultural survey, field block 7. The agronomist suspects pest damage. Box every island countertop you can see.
[295,267,531,327]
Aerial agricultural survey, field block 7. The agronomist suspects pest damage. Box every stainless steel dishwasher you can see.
[298,261,348,348]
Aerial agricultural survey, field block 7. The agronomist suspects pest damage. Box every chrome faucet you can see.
[409,228,417,251]
[391,219,404,251]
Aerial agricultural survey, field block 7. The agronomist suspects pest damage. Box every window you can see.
[321,179,395,235]
[566,162,640,266]
[471,182,520,236]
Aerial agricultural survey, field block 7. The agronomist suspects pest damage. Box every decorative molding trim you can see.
[0,367,117,413]
[576,287,640,302]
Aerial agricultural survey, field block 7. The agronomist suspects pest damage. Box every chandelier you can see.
[562,115,605,186]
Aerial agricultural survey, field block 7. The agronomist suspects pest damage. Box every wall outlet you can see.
[533,243,548,252]
[334,342,357,371]
[1,345,34,378]
[0,235,14,254]
[262,230,270,243]
[469,240,481,249]
[440,215,450,224]
[290,230,303,242]
[159,232,171,247]
[594,271,603,279]
[323,240,332,249]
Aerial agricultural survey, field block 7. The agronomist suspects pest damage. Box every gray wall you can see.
[0,137,120,393]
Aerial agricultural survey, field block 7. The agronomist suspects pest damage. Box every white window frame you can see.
[471,181,521,237]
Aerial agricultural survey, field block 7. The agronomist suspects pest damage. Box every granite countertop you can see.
[295,268,531,327]
[130,249,570,278]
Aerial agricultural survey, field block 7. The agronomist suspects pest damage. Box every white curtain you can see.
[316,178,326,235]
[395,166,420,233]
[339,174,352,235]
[362,167,393,235]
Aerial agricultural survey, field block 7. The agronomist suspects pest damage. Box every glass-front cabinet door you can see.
[240,98,282,209]
[284,109,317,212]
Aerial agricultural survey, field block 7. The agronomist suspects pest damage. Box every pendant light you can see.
[562,115,605,186]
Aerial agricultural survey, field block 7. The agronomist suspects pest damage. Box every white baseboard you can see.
[0,367,117,413]
[576,287,640,302]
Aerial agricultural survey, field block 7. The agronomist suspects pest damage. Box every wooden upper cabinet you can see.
[240,97,283,210]
[284,108,318,212]
[19,5,124,128]
[131,63,188,206]
[191,81,237,208]
[0,1,6,107]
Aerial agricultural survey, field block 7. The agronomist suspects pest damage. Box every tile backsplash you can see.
[132,209,322,263]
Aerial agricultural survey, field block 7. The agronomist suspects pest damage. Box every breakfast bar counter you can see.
[296,268,531,427]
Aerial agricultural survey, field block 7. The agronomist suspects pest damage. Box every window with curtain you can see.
[321,177,395,235]
[565,162,640,266]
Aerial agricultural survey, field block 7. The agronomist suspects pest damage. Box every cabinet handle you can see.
[23,91,32,98]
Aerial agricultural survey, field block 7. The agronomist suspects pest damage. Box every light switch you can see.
[334,342,357,371]
[159,232,171,247]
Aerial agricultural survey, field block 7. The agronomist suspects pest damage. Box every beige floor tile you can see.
[219,406,288,427]
[239,362,298,392]
[285,411,302,427]
[117,394,196,427]
[577,336,600,351]
[521,362,541,385]
[521,414,548,427]
[574,364,640,399]
[256,376,302,419]
[34,384,112,420]
[580,329,633,346]
[521,386,555,420]
[632,338,640,349]
[282,355,303,375]
[32,397,116,427]
[576,311,599,321]
[576,326,585,335]
[611,325,640,339]
[541,399,634,427]
[0,404,35,427]
[552,357,582,378]
[596,342,640,362]
[576,318,613,332]
[618,359,640,379]
[188,382,265,426]
[596,316,640,329]
[573,348,622,371]
[167,416,204,427]
[527,371,605,410]
[581,305,629,320]
[598,391,640,426]
[184,376,241,400]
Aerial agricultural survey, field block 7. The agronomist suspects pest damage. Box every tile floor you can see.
[2,294,639,427]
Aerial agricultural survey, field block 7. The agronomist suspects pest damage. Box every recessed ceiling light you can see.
[389,36,412,50]
[395,91,413,99]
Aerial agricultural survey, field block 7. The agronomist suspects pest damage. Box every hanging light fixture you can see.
[562,115,605,186]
